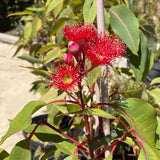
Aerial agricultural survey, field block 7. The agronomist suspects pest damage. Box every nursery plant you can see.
[0,0,160,159]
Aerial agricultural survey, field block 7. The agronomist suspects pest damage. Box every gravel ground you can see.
[0,41,41,153]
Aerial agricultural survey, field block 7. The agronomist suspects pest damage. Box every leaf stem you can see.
[41,119,89,152]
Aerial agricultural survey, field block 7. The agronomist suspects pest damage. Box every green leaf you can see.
[0,101,46,145]
[8,11,36,17]
[26,7,45,12]
[129,31,151,83]
[36,43,57,55]
[87,63,101,88]
[117,98,157,147]
[156,117,160,149]
[46,0,64,17]
[40,88,66,103]
[27,67,49,77]
[46,0,52,6]
[71,0,84,14]
[142,25,157,53]
[67,104,81,112]
[64,154,78,160]
[138,141,160,160]
[54,141,76,155]
[9,139,31,160]
[43,47,64,64]
[83,0,96,23]
[50,18,68,35]
[59,7,72,19]
[150,77,160,85]
[69,108,114,119]
[117,98,160,159]
[110,5,139,54]
[148,88,160,104]
[30,16,42,41]
[0,149,9,160]
[54,103,68,114]
[104,9,110,30]
[23,22,32,45]
[18,54,42,64]
[25,125,68,143]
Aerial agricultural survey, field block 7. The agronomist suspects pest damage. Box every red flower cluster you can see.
[63,23,126,66]
[49,24,126,91]
[63,23,97,44]
[85,34,126,66]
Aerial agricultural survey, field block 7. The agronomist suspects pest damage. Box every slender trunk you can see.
[96,0,110,157]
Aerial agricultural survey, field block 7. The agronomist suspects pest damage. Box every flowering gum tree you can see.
[45,24,127,159]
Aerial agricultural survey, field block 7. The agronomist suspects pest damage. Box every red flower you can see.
[85,34,126,66]
[48,64,80,91]
[63,24,97,44]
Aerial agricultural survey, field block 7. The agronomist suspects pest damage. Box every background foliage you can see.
[0,0,160,159]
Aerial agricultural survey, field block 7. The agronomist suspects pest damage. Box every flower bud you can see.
[68,41,81,60]
[62,53,74,66]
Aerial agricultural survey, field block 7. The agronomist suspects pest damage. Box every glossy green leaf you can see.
[129,31,151,83]
[30,16,42,41]
[46,0,52,6]
[110,5,139,54]
[67,104,81,113]
[69,108,114,119]
[54,141,76,155]
[148,88,160,104]
[0,148,9,160]
[41,145,56,160]
[43,47,64,64]
[117,98,157,147]
[9,139,31,160]
[142,25,157,53]
[83,0,96,23]
[150,77,160,85]
[36,43,57,55]
[26,7,45,13]
[117,98,160,159]
[156,117,160,149]
[64,154,78,160]
[59,7,72,19]
[87,63,101,88]
[46,0,63,17]
[104,9,110,30]
[8,11,36,17]
[138,141,160,160]
[18,54,42,64]
[0,101,46,145]
[121,88,148,101]
[27,67,49,77]
[24,125,68,143]
[50,18,68,35]
[40,88,66,103]
[71,0,83,14]
[23,22,32,45]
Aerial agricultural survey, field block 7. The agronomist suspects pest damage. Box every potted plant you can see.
[0,0,160,160]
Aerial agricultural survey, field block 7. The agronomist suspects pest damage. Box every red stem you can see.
[65,90,80,103]
[41,119,88,152]
[81,65,96,75]
[48,99,82,108]
[95,128,133,159]
[109,91,132,98]
[22,121,42,160]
